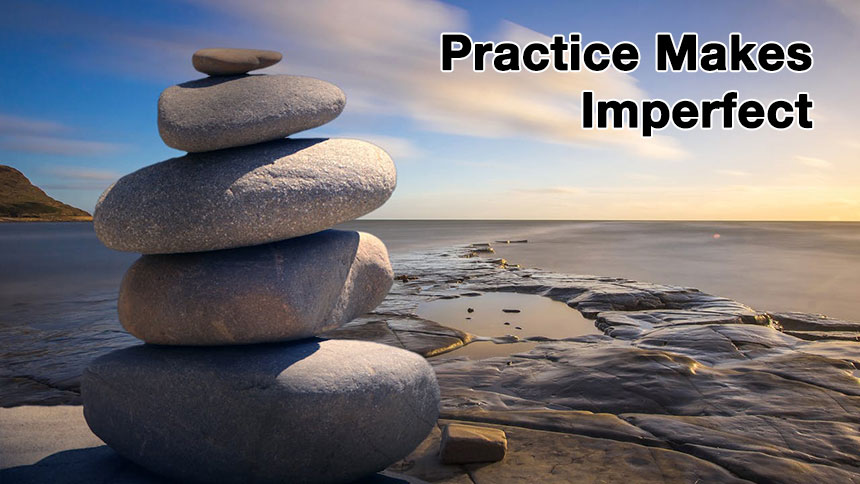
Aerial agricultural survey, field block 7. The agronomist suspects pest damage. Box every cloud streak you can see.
[377,183,860,221]
[0,135,122,156]
[0,114,68,136]
[0,114,124,156]
[218,1,687,159]
[794,155,832,169]
[44,166,121,181]
[12,0,686,160]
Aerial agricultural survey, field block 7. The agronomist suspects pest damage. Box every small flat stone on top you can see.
[192,48,282,76]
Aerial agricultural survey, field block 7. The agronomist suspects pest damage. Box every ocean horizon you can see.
[2,220,858,320]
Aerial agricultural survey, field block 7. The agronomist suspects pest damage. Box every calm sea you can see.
[1,221,858,326]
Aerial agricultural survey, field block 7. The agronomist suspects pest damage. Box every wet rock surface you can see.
[331,248,860,482]
[3,244,860,482]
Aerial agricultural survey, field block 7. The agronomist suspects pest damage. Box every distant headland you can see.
[0,165,92,222]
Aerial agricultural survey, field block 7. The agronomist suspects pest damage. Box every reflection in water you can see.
[417,292,600,359]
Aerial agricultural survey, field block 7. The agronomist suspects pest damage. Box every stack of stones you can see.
[82,48,440,484]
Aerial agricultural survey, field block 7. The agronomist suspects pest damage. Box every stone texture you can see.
[94,138,396,254]
[192,48,281,76]
[770,311,860,341]
[119,230,393,345]
[81,339,440,484]
[439,423,506,464]
[390,419,748,484]
[158,75,345,152]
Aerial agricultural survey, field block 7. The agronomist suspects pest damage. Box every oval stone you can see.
[158,75,345,152]
[94,138,396,254]
[82,339,441,484]
[192,48,282,76]
[119,230,393,345]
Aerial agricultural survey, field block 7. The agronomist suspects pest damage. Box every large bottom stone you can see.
[119,230,393,345]
[81,339,440,484]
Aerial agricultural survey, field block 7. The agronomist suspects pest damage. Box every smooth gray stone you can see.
[94,138,396,254]
[119,230,393,345]
[192,48,282,76]
[158,75,345,152]
[81,339,441,484]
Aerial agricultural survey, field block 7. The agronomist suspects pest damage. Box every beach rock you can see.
[118,230,393,345]
[392,419,748,484]
[158,75,345,152]
[439,423,507,464]
[191,48,281,76]
[81,339,440,484]
[94,138,396,254]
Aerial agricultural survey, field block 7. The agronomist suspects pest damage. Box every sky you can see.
[0,0,858,220]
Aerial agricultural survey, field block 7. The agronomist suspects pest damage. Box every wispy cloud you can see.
[819,0,860,25]
[36,166,120,190]
[322,133,424,160]
[625,172,660,182]
[795,155,832,169]
[715,169,751,177]
[0,135,122,156]
[7,0,686,161]
[0,114,124,156]
[514,186,585,196]
[231,1,688,159]
[0,114,68,136]
[378,183,860,220]
[43,166,121,181]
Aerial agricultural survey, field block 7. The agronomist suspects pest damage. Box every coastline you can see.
[0,217,93,223]
[3,243,860,482]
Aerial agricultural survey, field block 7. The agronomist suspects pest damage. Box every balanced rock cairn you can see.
[82,48,440,483]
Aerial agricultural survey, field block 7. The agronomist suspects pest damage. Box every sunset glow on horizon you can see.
[1,0,858,221]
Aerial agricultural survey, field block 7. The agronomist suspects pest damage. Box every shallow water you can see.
[417,292,600,358]
[485,221,860,320]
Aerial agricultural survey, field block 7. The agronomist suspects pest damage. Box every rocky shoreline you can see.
[3,243,859,482]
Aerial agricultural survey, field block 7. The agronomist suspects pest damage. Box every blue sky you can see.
[1,0,858,220]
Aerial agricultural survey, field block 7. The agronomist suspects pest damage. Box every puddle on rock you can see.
[417,292,601,359]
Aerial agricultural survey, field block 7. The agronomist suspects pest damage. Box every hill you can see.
[0,165,92,221]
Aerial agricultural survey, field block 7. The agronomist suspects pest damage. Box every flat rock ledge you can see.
[3,246,860,483]
[326,249,860,483]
